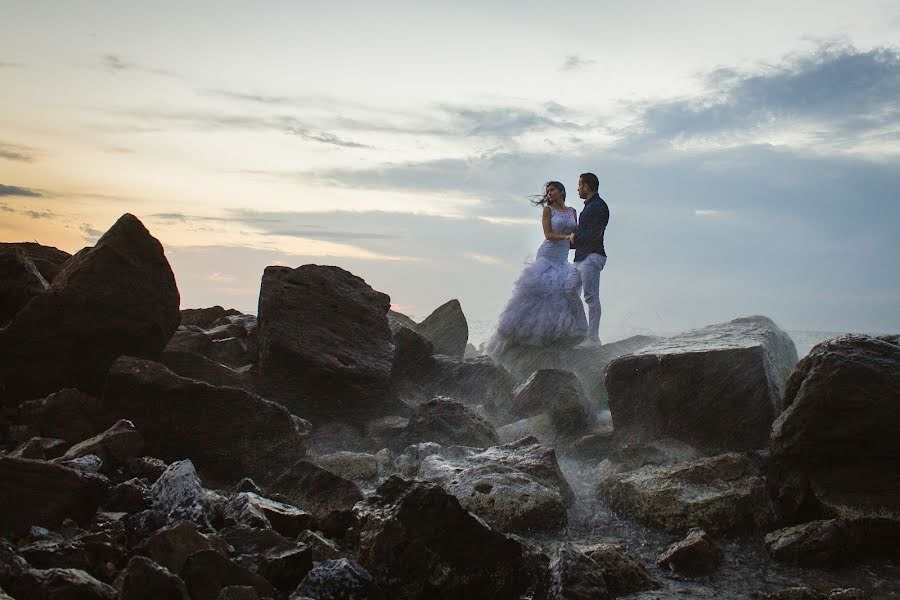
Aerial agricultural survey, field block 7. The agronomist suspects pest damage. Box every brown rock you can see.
[765,516,900,568]
[17,388,102,444]
[256,264,394,423]
[0,214,181,404]
[0,457,108,535]
[180,306,241,329]
[0,248,48,325]
[9,436,69,460]
[769,334,900,518]
[119,556,189,600]
[101,357,306,485]
[0,241,71,283]
[140,522,230,574]
[657,528,724,576]
[510,369,593,436]
[547,543,610,600]
[269,460,364,521]
[181,550,277,600]
[160,349,251,390]
[401,397,499,448]
[55,419,144,470]
[583,543,661,596]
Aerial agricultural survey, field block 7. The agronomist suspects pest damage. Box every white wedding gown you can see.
[485,207,587,359]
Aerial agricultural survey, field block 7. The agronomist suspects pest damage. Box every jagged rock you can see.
[101,357,306,485]
[0,248,48,325]
[0,241,71,282]
[207,321,250,340]
[217,586,259,600]
[60,454,103,474]
[597,452,774,534]
[0,457,108,535]
[180,306,242,329]
[583,543,662,596]
[252,544,313,593]
[414,437,573,532]
[104,478,152,513]
[269,460,364,521]
[3,566,117,600]
[17,388,102,444]
[235,478,263,494]
[140,522,230,574]
[208,337,251,368]
[218,526,294,557]
[765,517,900,568]
[366,416,408,449]
[125,456,168,483]
[355,476,535,599]
[657,528,724,576]
[387,309,418,335]
[165,327,214,355]
[160,349,250,390]
[509,369,594,435]
[55,419,144,471]
[223,493,313,538]
[118,555,190,600]
[297,530,341,563]
[293,558,384,600]
[547,543,610,600]
[256,264,394,423]
[605,316,798,453]
[603,438,706,472]
[150,460,215,530]
[314,451,380,482]
[465,343,480,359]
[417,299,468,359]
[0,214,181,404]
[181,550,277,600]
[769,335,900,518]
[401,397,499,448]
[9,436,69,460]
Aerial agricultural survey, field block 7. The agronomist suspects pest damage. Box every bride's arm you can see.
[542,206,568,240]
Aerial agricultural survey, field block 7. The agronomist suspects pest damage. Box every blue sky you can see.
[1,1,898,341]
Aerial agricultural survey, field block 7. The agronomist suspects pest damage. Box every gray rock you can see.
[547,543,610,600]
[417,299,468,358]
[401,397,499,449]
[606,316,798,453]
[765,516,900,568]
[314,451,380,482]
[657,528,724,576]
[293,558,384,600]
[269,460,364,521]
[510,369,594,436]
[119,556,189,600]
[583,543,662,596]
[55,418,144,471]
[150,460,215,530]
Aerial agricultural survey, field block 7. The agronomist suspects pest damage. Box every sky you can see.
[1,0,899,343]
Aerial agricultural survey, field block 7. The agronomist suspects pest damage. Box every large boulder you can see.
[582,544,661,596]
[256,265,394,423]
[0,241,71,282]
[765,517,900,568]
[605,316,798,453]
[509,369,594,436]
[597,452,774,534]
[355,476,537,599]
[268,460,364,521]
[101,357,307,485]
[769,335,900,518]
[416,299,468,358]
[0,457,108,535]
[16,388,103,443]
[413,437,573,532]
[55,419,144,471]
[0,249,48,325]
[160,349,252,390]
[657,528,724,576]
[547,543,610,600]
[401,397,499,449]
[0,214,181,404]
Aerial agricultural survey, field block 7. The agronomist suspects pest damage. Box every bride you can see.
[485,181,587,361]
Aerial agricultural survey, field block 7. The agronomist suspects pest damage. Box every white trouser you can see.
[566,253,607,342]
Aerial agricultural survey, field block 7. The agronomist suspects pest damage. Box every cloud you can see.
[0,143,36,162]
[24,209,54,219]
[205,272,236,284]
[0,203,14,212]
[560,54,596,71]
[0,184,42,197]
[285,126,372,149]
[626,42,900,150]
[101,53,182,79]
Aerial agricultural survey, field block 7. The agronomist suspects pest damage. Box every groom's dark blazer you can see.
[573,192,609,262]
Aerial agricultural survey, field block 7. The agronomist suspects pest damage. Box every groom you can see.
[566,172,609,348]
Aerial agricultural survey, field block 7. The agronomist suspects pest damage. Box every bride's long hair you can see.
[530,181,566,208]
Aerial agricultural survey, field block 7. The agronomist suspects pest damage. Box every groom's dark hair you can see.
[580,172,599,192]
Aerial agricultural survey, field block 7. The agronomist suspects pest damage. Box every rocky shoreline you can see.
[1,214,898,599]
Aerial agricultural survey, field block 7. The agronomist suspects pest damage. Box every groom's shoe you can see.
[573,338,602,349]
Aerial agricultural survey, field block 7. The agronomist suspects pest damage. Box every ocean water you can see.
[467,319,879,359]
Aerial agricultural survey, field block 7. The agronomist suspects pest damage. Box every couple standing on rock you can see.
[486,172,610,361]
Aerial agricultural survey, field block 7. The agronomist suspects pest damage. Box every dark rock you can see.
[0,248,48,325]
[55,419,144,470]
[160,349,250,390]
[0,457,107,535]
[606,316,798,453]
[0,214,181,404]
[255,544,313,593]
[60,454,103,474]
[208,337,251,368]
[510,369,593,435]
[293,558,384,600]
[256,264,394,423]
[125,456,168,484]
[314,451,379,482]
[3,567,117,600]
[165,327,213,355]
[583,543,662,596]
[269,460,364,521]
[387,309,418,335]
[296,530,341,563]
[9,436,69,460]
[657,528,724,576]
[140,521,230,574]
[101,357,306,485]
[181,550,277,600]
[547,543,610,600]
[236,477,263,494]
[207,322,248,341]
[119,556,189,600]
[401,397,499,448]
[217,526,294,556]
[217,586,259,600]
[104,478,152,513]
[597,452,774,534]
[761,588,869,600]
[354,476,535,599]
[17,388,102,444]
[0,241,71,283]
[769,334,900,518]
[765,516,900,568]
[416,299,468,358]
[180,306,242,330]
[224,493,313,538]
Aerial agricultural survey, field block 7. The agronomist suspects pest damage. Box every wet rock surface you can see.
[606,316,798,452]
[657,527,724,576]
[401,397,499,448]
